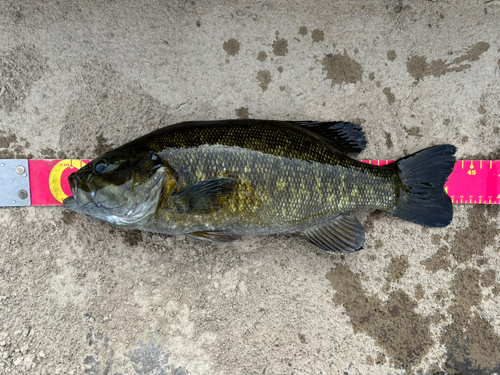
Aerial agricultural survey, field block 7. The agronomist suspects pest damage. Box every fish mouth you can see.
[67,173,96,207]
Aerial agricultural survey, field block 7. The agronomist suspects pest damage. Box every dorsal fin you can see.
[289,121,367,156]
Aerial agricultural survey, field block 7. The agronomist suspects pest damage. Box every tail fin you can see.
[392,145,456,227]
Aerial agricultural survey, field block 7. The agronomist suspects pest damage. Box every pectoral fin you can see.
[168,177,236,214]
[296,215,365,253]
[188,231,240,243]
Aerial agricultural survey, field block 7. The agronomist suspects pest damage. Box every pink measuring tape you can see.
[1,159,498,206]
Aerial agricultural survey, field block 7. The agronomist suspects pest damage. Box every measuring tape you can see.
[0,159,498,206]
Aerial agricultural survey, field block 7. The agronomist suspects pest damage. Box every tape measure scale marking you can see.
[15,159,500,206]
[48,160,87,203]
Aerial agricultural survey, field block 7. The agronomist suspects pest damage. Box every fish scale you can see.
[144,143,397,235]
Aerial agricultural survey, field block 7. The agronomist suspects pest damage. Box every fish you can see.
[63,120,456,253]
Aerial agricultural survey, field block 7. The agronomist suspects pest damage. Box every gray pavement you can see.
[1,1,500,374]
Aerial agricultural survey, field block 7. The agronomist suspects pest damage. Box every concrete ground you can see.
[1,1,500,374]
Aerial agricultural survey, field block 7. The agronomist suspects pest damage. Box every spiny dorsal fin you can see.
[290,121,367,156]
[296,214,365,253]
[168,178,236,214]
[188,231,240,243]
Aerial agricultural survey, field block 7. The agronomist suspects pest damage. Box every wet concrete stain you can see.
[387,50,397,61]
[385,255,409,282]
[450,205,498,263]
[407,42,490,81]
[311,29,325,43]
[272,35,288,56]
[84,330,115,375]
[0,44,49,113]
[235,107,249,119]
[121,229,143,246]
[322,52,363,87]
[94,134,113,156]
[382,87,395,104]
[326,265,433,368]
[298,26,308,36]
[0,129,32,159]
[442,268,500,374]
[384,131,393,149]
[421,246,452,273]
[257,51,267,62]
[126,341,189,375]
[257,70,272,91]
[223,38,240,56]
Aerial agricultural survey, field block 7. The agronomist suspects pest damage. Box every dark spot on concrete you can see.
[366,355,374,365]
[41,148,57,158]
[450,206,498,263]
[376,352,386,365]
[407,42,490,81]
[387,50,397,61]
[298,333,307,344]
[279,86,286,91]
[0,149,15,158]
[431,234,441,245]
[272,36,288,56]
[298,26,308,36]
[94,134,113,156]
[0,133,16,148]
[363,210,387,233]
[277,66,283,73]
[235,107,249,119]
[421,246,451,273]
[373,239,383,250]
[121,229,143,246]
[84,330,115,375]
[369,72,375,81]
[257,70,272,91]
[225,59,230,64]
[223,38,240,56]
[62,211,78,225]
[322,52,363,87]
[481,269,496,288]
[406,126,422,136]
[196,20,201,27]
[382,87,395,104]
[351,118,366,125]
[257,51,267,62]
[461,135,469,144]
[0,44,49,113]
[326,265,433,368]
[444,118,451,126]
[311,29,324,43]
[478,105,486,114]
[386,255,409,282]
[493,285,500,296]
[414,284,425,300]
[126,341,189,375]
[442,268,500,375]
[375,81,381,87]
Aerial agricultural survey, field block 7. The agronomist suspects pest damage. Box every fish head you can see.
[63,151,173,227]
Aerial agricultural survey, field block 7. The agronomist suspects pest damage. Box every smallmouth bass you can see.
[64,120,456,253]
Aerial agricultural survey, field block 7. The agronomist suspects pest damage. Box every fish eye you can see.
[95,162,107,173]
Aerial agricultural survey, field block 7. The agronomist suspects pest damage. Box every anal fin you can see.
[188,231,240,243]
[296,215,365,253]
